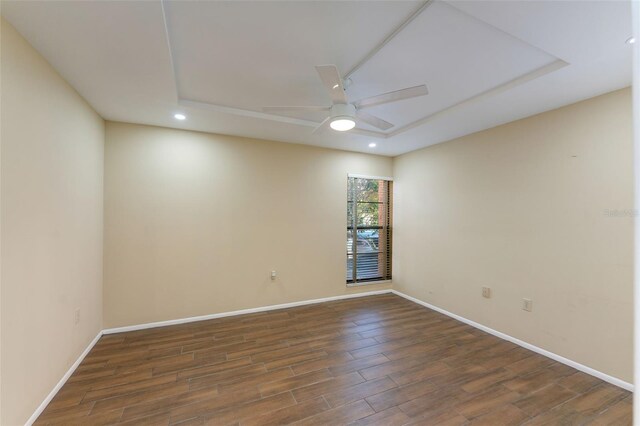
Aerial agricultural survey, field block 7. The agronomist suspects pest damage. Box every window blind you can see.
[347,176,392,284]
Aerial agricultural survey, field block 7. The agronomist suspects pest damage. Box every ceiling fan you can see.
[263,65,428,133]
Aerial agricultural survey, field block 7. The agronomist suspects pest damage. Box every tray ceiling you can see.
[1,0,633,156]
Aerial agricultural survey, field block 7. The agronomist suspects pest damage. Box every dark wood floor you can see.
[36,294,631,425]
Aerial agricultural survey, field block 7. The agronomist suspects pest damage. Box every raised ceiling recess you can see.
[166,0,565,137]
[2,0,632,155]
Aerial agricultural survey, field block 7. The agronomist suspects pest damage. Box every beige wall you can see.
[0,19,104,425]
[393,88,633,383]
[104,122,392,328]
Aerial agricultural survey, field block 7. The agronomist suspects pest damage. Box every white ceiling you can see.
[1,0,633,156]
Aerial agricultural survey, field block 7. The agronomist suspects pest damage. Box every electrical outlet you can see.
[482,287,491,298]
[522,299,533,312]
[270,270,277,280]
[74,308,80,325]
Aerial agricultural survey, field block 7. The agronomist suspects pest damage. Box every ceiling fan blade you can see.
[263,106,331,113]
[356,110,394,131]
[354,85,428,110]
[312,116,332,134]
[315,65,348,104]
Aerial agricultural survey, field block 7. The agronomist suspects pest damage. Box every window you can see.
[347,175,392,284]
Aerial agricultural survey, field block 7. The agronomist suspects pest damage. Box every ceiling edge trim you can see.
[344,0,434,80]
[160,0,179,101]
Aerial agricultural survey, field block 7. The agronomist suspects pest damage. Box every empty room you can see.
[1,0,638,425]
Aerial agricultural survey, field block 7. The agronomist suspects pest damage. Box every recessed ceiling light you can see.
[332,84,340,89]
[174,113,186,120]
[368,143,377,148]
[626,36,636,44]
[330,118,356,131]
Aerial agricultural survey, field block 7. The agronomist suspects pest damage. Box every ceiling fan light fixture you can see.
[330,117,356,131]
[264,65,428,134]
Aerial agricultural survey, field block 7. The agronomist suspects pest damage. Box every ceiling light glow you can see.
[368,143,377,148]
[174,113,186,120]
[626,36,636,44]
[330,118,356,131]
[332,84,340,89]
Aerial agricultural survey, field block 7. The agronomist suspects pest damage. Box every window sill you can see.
[346,280,392,288]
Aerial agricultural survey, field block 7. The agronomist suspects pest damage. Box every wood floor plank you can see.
[67,368,117,383]
[120,387,219,422]
[365,379,437,413]
[504,354,555,375]
[200,391,296,425]
[251,343,315,363]
[226,341,289,360]
[454,385,521,420]
[33,294,632,425]
[348,406,411,426]
[293,399,375,425]
[217,367,294,394]
[168,387,262,424]
[403,409,468,426]
[513,383,577,417]
[188,364,267,391]
[428,364,489,388]
[309,336,379,354]
[388,360,451,387]
[559,371,604,394]
[241,396,330,426]
[35,402,95,424]
[359,354,442,380]
[90,381,190,413]
[151,353,228,376]
[264,350,327,371]
[397,385,467,418]
[461,368,516,394]
[67,369,153,393]
[502,367,561,394]
[323,377,397,408]
[82,374,178,402]
[291,371,366,402]
[586,396,632,425]
[468,403,529,425]
[328,353,390,377]
[176,357,253,380]
[119,412,171,426]
[291,351,354,375]
[258,369,334,397]
[43,388,89,412]
[552,383,629,417]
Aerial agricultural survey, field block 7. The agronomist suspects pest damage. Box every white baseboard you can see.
[28,289,392,424]
[391,289,633,392]
[102,289,393,334]
[26,331,103,426]
[28,287,631,425]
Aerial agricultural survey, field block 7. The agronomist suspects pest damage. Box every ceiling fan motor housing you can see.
[330,103,356,120]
